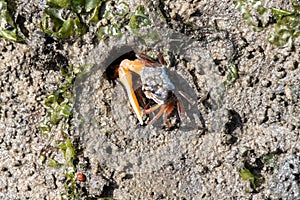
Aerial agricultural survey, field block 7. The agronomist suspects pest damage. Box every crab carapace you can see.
[105,52,185,127]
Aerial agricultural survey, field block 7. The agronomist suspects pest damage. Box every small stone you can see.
[275,70,287,79]
[257,108,268,124]
[225,134,238,145]
[76,172,86,182]
[285,85,294,102]
[261,79,271,87]
[287,124,295,131]
[286,61,297,70]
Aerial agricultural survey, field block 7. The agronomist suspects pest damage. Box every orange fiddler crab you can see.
[106,51,185,127]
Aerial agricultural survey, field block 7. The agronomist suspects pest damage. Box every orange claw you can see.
[119,59,144,125]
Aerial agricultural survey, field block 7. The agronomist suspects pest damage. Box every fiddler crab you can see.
[105,51,185,127]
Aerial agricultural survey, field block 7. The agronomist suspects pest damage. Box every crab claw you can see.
[119,59,144,125]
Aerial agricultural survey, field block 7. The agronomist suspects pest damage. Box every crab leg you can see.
[148,104,167,125]
[177,100,186,120]
[119,59,144,125]
[144,104,161,114]
[163,104,173,127]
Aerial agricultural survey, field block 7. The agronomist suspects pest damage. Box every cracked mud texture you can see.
[0,0,299,199]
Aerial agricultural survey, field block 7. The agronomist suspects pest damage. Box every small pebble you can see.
[261,79,271,87]
[76,173,86,182]
[275,70,287,79]
[257,108,268,124]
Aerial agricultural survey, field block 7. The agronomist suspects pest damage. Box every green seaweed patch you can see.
[85,0,102,12]
[129,5,152,32]
[114,1,130,17]
[47,0,71,9]
[42,0,152,40]
[97,1,130,39]
[39,65,80,198]
[45,138,78,198]
[58,137,77,169]
[42,7,87,39]
[39,65,79,133]
[98,23,122,40]
[239,150,270,192]
[42,0,105,39]
[98,4,151,40]
[48,158,63,167]
[239,166,264,192]
[233,0,268,31]
[234,0,300,48]
[0,0,24,42]
[47,0,91,13]
[239,168,256,189]
[223,63,239,87]
[268,7,300,47]
[260,153,279,172]
[58,138,78,199]
[102,1,129,20]
[260,153,274,164]
[86,0,104,22]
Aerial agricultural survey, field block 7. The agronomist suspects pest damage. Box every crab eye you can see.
[142,84,154,92]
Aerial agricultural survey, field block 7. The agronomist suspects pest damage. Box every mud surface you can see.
[0,0,299,199]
